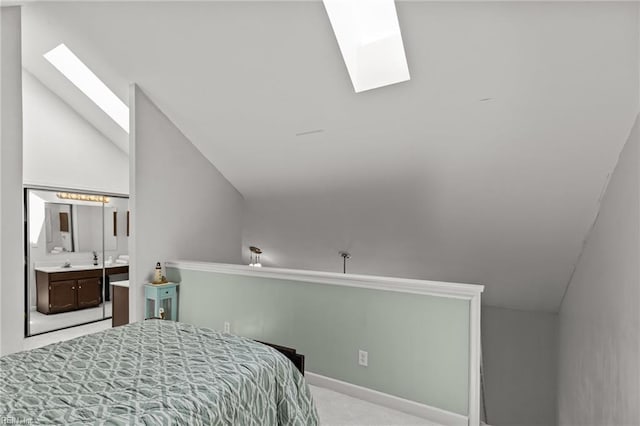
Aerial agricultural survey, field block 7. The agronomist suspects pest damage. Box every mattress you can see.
[0,320,319,425]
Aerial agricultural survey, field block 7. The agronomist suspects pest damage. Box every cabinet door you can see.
[49,280,77,313]
[77,278,101,308]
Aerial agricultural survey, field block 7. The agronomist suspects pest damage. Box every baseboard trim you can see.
[306,372,468,426]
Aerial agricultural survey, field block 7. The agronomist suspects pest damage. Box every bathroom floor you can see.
[29,302,112,335]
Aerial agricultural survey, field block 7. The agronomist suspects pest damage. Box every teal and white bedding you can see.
[0,320,319,425]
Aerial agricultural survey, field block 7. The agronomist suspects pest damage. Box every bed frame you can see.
[256,340,305,376]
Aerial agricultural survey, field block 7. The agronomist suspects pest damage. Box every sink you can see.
[65,264,101,270]
[36,264,102,273]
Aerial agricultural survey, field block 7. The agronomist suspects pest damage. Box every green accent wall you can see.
[169,268,470,415]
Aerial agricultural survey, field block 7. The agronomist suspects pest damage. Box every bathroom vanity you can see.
[35,265,129,314]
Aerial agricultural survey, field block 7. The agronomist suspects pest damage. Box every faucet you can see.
[62,260,71,268]
[92,251,99,266]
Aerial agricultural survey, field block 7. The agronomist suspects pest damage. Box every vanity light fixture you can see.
[322,0,410,92]
[43,43,129,133]
[57,192,110,204]
[249,246,263,267]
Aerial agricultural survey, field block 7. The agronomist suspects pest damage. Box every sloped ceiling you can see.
[20,1,639,311]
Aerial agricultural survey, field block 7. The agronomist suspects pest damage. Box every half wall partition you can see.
[165,261,483,426]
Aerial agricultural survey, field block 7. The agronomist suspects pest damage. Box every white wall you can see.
[22,70,128,195]
[482,306,557,426]
[241,185,571,312]
[129,85,244,323]
[0,6,24,356]
[557,115,640,425]
[242,184,441,277]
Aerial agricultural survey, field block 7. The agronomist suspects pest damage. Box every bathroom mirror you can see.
[44,203,74,253]
[43,203,117,254]
[25,188,129,336]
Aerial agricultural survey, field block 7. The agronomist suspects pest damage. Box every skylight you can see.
[322,0,410,93]
[44,43,129,132]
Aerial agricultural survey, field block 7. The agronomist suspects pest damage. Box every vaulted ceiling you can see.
[20,1,639,311]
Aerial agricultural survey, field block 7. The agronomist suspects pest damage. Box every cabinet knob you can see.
[79,286,82,289]
[72,287,75,290]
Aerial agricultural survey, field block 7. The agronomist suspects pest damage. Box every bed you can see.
[0,320,319,425]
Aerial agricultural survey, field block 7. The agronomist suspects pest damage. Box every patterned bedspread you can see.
[0,320,319,425]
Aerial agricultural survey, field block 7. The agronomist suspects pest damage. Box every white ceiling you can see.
[20,1,639,311]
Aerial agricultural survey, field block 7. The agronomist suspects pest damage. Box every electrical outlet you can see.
[223,321,230,334]
[358,350,368,367]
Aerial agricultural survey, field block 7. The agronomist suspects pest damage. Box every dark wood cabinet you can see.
[36,266,129,314]
[112,282,129,327]
[49,280,77,313]
[37,270,101,314]
[77,278,101,308]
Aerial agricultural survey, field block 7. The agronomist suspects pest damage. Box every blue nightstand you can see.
[144,282,179,321]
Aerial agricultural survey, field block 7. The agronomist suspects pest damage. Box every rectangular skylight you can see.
[44,43,129,132]
[323,0,410,93]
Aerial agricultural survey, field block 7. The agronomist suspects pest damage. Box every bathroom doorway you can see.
[24,188,129,336]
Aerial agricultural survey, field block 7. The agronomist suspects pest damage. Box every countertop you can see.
[35,263,129,273]
[110,280,129,288]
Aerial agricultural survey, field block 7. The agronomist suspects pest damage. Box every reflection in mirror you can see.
[25,188,129,336]
[44,203,74,253]
[42,203,118,254]
[73,205,117,252]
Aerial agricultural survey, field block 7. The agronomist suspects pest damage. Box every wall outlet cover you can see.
[223,321,230,334]
[358,350,368,367]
